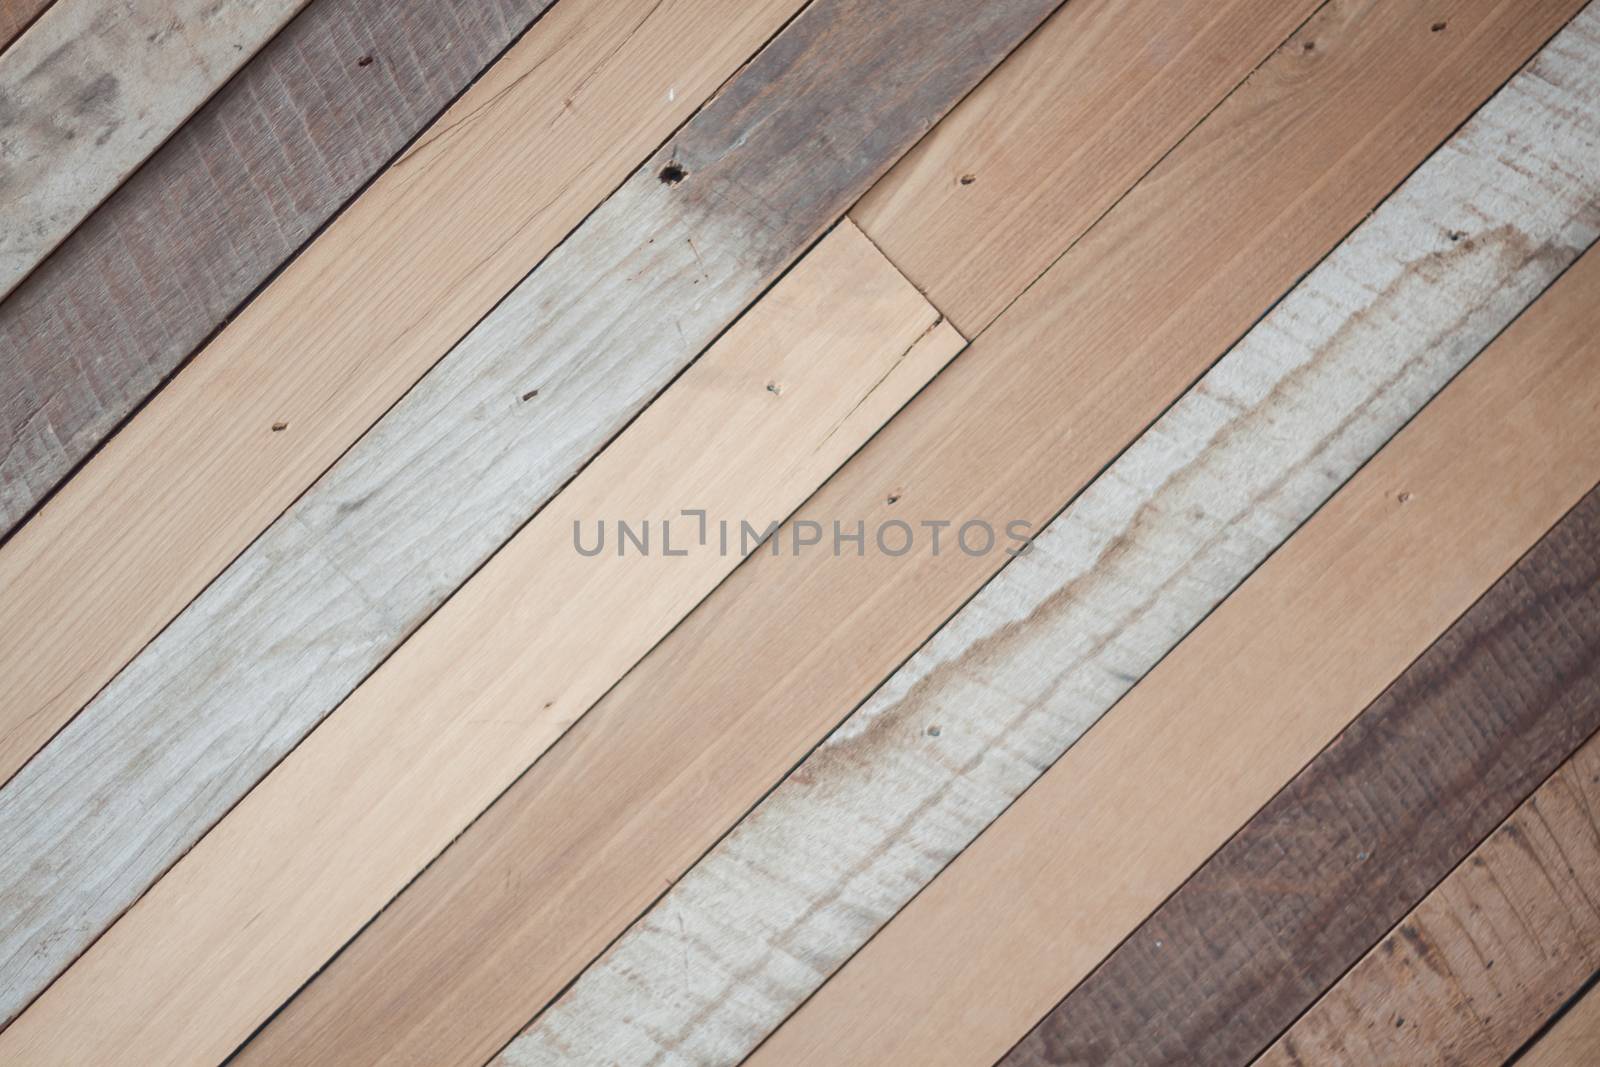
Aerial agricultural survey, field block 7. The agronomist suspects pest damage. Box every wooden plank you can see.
[1003,488,1600,1067]
[0,0,815,787]
[0,0,552,538]
[851,0,1320,334]
[746,243,1600,1067]
[0,0,310,297]
[1518,981,1600,1067]
[0,0,49,52]
[1259,734,1600,1067]
[0,223,962,1067]
[0,0,1056,1033]
[230,2,1586,1065]
[510,13,1600,1061]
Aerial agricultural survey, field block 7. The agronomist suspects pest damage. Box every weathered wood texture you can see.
[852,0,1319,334]
[0,0,552,539]
[0,0,309,297]
[1004,487,1600,1067]
[746,243,1600,1066]
[518,13,1600,1062]
[0,224,961,1066]
[1259,734,1600,1067]
[1518,980,1600,1067]
[0,0,49,52]
[0,0,811,788]
[0,0,1056,1037]
[229,3,1583,1066]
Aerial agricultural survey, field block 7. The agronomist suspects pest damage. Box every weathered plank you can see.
[0,0,550,538]
[0,0,812,786]
[1003,487,1600,1066]
[0,223,961,1066]
[1259,734,1600,1066]
[0,0,310,297]
[230,2,1585,1065]
[0,0,49,52]
[0,0,1057,1035]
[747,243,1600,1066]
[517,12,1600,1061]
[851,0,1319,334]
[1518,980,1600,1067]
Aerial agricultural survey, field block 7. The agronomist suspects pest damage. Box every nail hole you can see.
[1447,229,1466,242]
[958,174,976,186]
[766,381,782,396]
[926,725,941,737]
[886,494,901,505]
[659,162,687,185]
[1397,491,1413,504]
[520,388,540,402]
[271,421,288,432]
[1303,40,1316,52]
[1431,21,1447,32]
[357,55,373,67]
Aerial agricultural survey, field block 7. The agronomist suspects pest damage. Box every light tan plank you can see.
[0,0,309,296]
[0,222,962,1067]
[514,10,1600,1060]
[0,0,49,52]
[748,239,1600,1067]
[1259,735,1600,1066]
[1520,982,1600,1067]
[852,0,1319,334]
[0,0,806,786]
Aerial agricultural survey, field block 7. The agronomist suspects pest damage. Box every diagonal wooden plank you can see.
[1003,486,1600,1067]
[852,0,1320,335]
[514,12,1600,1062]
[230,2,1587,1065]
[1518,980,1600,1067]
[0,0,815,786]
[0,0,311,297]
[1258,733,1600,1067]
[747,240,1600,1067]
[0,0,1057,1035]
[0,222,963,1066]
[0,0,49,53]
[0,0,552,538]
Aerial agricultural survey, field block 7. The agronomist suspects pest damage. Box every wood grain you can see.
[0,0,810,788]
[852,0,1319,334]
[0,0,550,538]
[747,243,1600,1066]
[228,2,1584,1065]
[518,12,1600,1062]
[0,0,309,297]
[0,0,48,52]
[1003,488,1600,1067]
[1518,980,1600,1067]
[0,0,1057,1035]
[1259,734,1600,1066]
[0,223,961,1067]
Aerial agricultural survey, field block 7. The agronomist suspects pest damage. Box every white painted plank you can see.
[0,0,309,296]
[503,11,1600,1065]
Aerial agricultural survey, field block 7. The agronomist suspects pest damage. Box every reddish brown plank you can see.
[1001,480,1600,1067]
[1259,729,1600,1065]
[0,0,49,51]
[0,0,546,538]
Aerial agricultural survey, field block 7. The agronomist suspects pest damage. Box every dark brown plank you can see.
[0,0,547,538]
[1261,732,1600,1066]
[1000,481,1600,1067]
